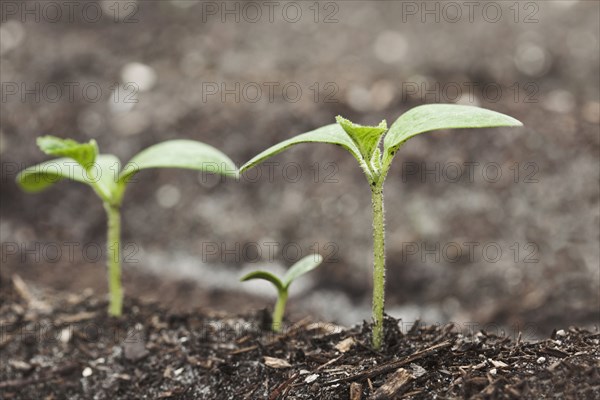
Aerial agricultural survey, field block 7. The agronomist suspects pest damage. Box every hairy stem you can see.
[272,289,288,332]
[371,185,386,349]
[104,203,123,317]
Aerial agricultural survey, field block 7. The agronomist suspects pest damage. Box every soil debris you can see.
[1,277,598,399]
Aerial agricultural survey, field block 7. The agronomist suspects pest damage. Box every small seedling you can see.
[240,254,323,332]
[17,136,237,317]
[241,104,522,349]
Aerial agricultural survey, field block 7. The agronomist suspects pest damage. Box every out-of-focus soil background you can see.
[1,0,598,338]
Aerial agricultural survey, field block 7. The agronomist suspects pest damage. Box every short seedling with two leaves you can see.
[241,254,324,332]
[17,137,237,316]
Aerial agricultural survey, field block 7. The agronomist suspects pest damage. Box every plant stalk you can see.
[104,203,123,317]
[272,289,288,332]
[371,184,386,349]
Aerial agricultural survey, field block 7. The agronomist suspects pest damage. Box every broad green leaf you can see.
[16,155,120,201]
[240,270,284,292]
[336,116,387,166]
[383,104,523,156]
[240,124,366,173]
[283,254,323,289]
[37,136,98,168]
[17,158,88,192]
[120,140,237,182]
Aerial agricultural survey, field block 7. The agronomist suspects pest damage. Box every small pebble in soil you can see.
[409,363,427,377]
[124,340,149,362]
[82,367,93,377]
[489,359,509,368]
[264,356,292,369]
[9,360,32,371]
[537,357,547,364]
[59,327,71,343]
[335,337,356,353]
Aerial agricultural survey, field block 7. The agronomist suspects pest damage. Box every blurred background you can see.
[1,0,598,338]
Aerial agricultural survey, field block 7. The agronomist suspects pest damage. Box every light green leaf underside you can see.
[384,104,523,155]
[120,140,237,182]
[240,124,364,172]
[240,270,284,292]
[37,136,98,168]
[16,155,120,200]
[336,116,387,165]
[283,254,323,288]
[94,155,121,199]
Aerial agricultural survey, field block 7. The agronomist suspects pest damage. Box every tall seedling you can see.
[241,104,522,349]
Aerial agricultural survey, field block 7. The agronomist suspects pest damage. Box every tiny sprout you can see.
[17,136,237,317]
[241,104,523,349]
[240,254,324,332]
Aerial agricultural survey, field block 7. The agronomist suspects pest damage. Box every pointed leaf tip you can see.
[16,154,119,201]
[336,116,388,166]
[283,254,324,288]
[240,270,284,292]
[239,124,367,174]
[383,104,523,156]
[36,136,98,168]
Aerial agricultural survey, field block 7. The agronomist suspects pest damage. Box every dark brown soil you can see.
[1,275,598,400]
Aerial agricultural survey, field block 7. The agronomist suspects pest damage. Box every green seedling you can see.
[241,104,522,349]
[17,136,237,317]
[240,254,323,332]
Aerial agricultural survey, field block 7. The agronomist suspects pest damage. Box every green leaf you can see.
[16,155,120,201]
[17,158,87,192]
[383,104,523,156]
[37,136,98,168]
[120,140,237,182]
[93,155,121,200]
[283,254,323,289]
[240,124,367,174]
[336,116,387,167]
[240,270,284,292]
